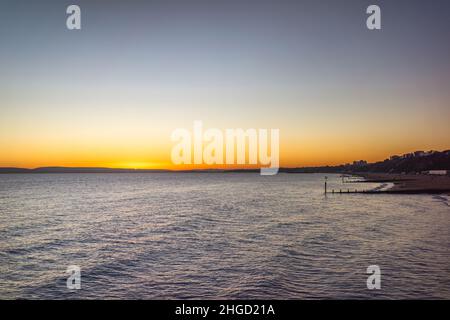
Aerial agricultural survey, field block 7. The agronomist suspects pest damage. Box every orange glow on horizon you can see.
[1,113,449,170]
[1,143,449,170]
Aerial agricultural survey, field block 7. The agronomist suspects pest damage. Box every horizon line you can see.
[1,148,449,171]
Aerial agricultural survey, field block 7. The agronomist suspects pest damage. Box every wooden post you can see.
[324,176,328,194]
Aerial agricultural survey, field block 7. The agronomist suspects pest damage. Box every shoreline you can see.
[353,173,450,195]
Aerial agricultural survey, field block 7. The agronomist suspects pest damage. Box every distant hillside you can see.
[284,150,450,174]
[0,167,245,174]
[345,150,450,173]
[0,167,170,174]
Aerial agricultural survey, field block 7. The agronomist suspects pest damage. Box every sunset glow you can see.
[1,1,449,169]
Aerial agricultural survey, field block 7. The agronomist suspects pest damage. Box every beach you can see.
[355,173,450,194]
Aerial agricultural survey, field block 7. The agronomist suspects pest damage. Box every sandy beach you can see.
[355,173,450,195]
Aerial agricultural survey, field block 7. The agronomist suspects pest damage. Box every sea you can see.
[0,173,449,299]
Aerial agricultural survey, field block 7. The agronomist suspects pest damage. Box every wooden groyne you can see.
[326,188,450,195]
[325,175,387,194]
[325,174,450,195]
[326,188,386,194]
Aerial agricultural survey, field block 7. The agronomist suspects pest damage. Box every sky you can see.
[1,0,450,169]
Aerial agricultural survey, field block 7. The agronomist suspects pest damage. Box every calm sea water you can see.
[0,173,449,299]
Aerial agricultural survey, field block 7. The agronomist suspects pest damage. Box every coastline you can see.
[354,173,450,195]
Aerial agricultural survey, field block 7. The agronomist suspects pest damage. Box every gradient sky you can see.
[1,0,450,169]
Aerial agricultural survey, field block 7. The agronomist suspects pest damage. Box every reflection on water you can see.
[0,173,449,299]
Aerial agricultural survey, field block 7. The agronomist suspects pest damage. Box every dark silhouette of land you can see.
[0,167,171,174]
[1,150,449,174]
[285,149,450,174]
[351,173,450,194]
